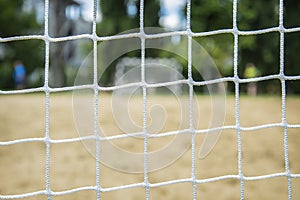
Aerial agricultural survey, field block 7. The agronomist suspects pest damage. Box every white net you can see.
[1,0,300,199]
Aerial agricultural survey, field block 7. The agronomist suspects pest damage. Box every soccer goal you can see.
[114,57,183,95]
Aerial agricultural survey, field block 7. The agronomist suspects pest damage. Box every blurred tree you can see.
[50,0,83,87]
[237,0,279,79]
[284,0,300,93]
[0,0,40,37]
[190,0,233,78]
[98,0,160,36]
[97,0,160,86]
[0,0,43,89]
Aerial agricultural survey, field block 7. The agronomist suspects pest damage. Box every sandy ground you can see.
[0,93,300,200]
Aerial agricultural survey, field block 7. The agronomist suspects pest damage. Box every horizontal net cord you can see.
[1,25,300,44]
[2,172,300,199]
[1,73,300,94]
[1,122,299,146]
[0,190,47,200]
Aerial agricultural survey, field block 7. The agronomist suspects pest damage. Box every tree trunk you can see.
[50,0,67,87]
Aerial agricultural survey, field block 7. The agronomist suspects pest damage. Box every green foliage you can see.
[143,0,160,28]
[0,0,40,37]
[0,62,14,89]
[1,0,298,93]
[191,0,300,94]
[191,0,232,32]
[0,0,43,89]
[98,0,160,36]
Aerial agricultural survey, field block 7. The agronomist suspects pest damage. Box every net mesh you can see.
[1,0,300,199]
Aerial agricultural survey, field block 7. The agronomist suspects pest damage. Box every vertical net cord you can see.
[279,0,292,199]
[233,0,245,199]
[139,0,150,199]
[93,0,101,199]
[186,0,197,199]
[44,0,51,199]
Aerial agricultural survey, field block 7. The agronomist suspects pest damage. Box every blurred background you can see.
[0,0,299,93]
[1,1,300,199]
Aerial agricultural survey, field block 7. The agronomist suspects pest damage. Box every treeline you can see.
[0,0,299,94]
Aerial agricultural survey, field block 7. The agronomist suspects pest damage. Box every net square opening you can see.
[49,39,93,88]
[0,93,45,141]
[191,0,233,32]
[196,130,238,179]
[286,90,300,124]
[98,88,143,137]
[193,83,235,128]
[50,141,96,191]
[292,178,300,199]
[48,0,92,37]
[0,40,45,90]
[148,135,192,183]
[97,38,141,87]
[237,0,279,31]
[0,1,44,38]
[284,1,300,28]
[238,32,280,78]
[242,127,285,176]
[193,34,234,80]
[239,79,282,127]
[285,32,300,77]
[49,93,78,140]
[96,1,139,37]
[100,161,144,189]
[0,142,46,195]
[288,128,300,174]
[244,177,288,199]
